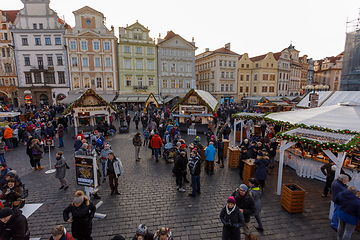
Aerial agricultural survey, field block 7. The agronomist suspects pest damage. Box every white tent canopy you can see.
[267,102,360,132]
[320,91,360,107]
[194,90,218,112]
[0,112,21,117]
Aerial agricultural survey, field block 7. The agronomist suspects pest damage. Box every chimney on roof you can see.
[192,37,194,42]
[205,48,209,52]
[225,43,230,50]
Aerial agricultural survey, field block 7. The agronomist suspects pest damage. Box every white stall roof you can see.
[267,102,360,132]
[236,112,265,117]
[195,90,218,112]
[296,91,333,108]
[320,91,360,107]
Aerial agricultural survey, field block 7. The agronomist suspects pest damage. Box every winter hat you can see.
[227,196,236,204]
[0,163,6,168]
[195,136,201,141]
[211,135,215,138]
[0,207,13,218]
[331,165,337,171]
[73,195,84,205]
[239,184,248,192]
[136,223,148,236]
[258,152,264,157]
[181,144,186,149]
[244,139,248,143]
[111,235,125,240]
[177,142,181,147]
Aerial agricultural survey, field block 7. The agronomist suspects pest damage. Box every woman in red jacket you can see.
[150,134,162,162]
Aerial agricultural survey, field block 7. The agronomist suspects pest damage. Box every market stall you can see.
[171,89,218,133]
[232,112,265,146]
[62,89,118,137]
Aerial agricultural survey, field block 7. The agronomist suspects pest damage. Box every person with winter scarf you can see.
[220,196,245,240]
[153,227,173,240]
[54,151,69,190]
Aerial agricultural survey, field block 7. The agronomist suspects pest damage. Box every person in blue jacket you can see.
[334,185,360,240]
[331,174,350,230]
[205,142,217,175]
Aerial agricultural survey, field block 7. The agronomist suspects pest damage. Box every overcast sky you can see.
[3,0,359,60]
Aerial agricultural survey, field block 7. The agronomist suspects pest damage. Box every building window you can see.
[170,50,176,56]
[45,37,51,45]
[136,60,142,69]
[136,47,141,53]
[262,86,268,92]
[35,37,41,45]
[133,33,138,39]
[84,77,90,88]
[71,57,78,67]
[57,56,63,65]
[4,64,12,73]
[55,37,61,45]
[2,49,5,57]
[171,79,175,88]
[93,42,100,50]
[22,37,28,45]
[91,57,99,67]
[254,74,257,80]
[220,60,222,66]
[81,41,87,50]
[126,77,131,86]
[4,33,8,41]
[239,86,243,92]
[107,78,112,88]
[171,63,176,72]
[240,75,243,81]
[125,60,131,69]
[58,72,65,84]
[246,74,249,81]
[105,58,111,67]
[254,86,257,92]
[224,61,227,67]
[148,61,153,70]
[233,61,236,67]
[230,72,234,79]
[186,51,191,57]
[263,74,268,80]
[104,42,110,50]
[47,56,53,66]
[269,86,275,92]
[33,23,37,29]
[226,72,229,78]
[148,48,153,54]
[255,63,258,68]
[25,73,32,84]
[221,84,224,91]
[179,63,183,72]
[270,74,275,81]
[137,77,143,87]
[96,78,102,88]
[49,73,55,83]
[149,77,154,86]
[246,86,249,92]
[37,57,43,69]
[163,79,168,88]
[125,46,130,53]
[179,80,183,88]
[24,56,30,66]
[82,57,89,67]
[225,84,229,91]
[70,41,76,49]
[221,72,225,78]
[187,80,191,88]
[230,85,233,91]
[44,73,51,85]
[186,64,191,72]
[162,49,167,55]
[211,84,214,92]
[212,72,215,79]
[74,77,80,88]
[162,62,167,71]
[34,72,41,83]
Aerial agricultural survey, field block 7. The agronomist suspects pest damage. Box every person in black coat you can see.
[63,190,96,240]
[267,138,278,169]
[172,151,187,192]
[247,141,257,159]
[26,136,34,169]
[188,150,201,197]
[0,207,29,240]
[232,184,256,238]
[216,139,224,168]
[220,196,245,240]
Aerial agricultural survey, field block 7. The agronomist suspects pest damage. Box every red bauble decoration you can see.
[329,148,332,150]
[299,141,302,143]
[317,144,320,146]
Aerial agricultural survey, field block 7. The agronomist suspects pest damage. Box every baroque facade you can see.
[0,10,18,106]
[288,44,302,96]
[11,0,70,106]
[157,31,197,102]
[273,48,291,96]
[313,52,343,91]
[117,21,158,102]
[65,6,118,98]
[195,43,239,103]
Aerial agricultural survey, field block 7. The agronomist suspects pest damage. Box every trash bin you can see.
[281,184,305,213]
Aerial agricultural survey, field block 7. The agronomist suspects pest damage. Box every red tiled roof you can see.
[238,54,243,60]
[273,52,281,61]
[213,47,239,55]
[1,10,18,23]
[58,17,71,29]
[164,30,177,40]
[327,56,338,63]
[250,53,267,62]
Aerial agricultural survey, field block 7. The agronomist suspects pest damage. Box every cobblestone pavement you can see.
[5,113,360,240]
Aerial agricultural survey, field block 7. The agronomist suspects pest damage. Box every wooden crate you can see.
[243,159,256,186]
[201,147,205,161]
[223,139,229,159]
[281,184,305,214]
[235,132,241,142]
[204,160,214,171]
[228,147,240,169]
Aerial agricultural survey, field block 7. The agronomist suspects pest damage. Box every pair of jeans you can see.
[154,148,159,160]
[58,137,64,147]
[337,218,356,240]
[108,173,119,193]
[254,215,263,228]
[101,162,106,178]
[331,203,339,228]
[175,174,183,189]
[223,134,229,140]
[4,139,12,150]
[0,154,5,164]
[191,175,200,195]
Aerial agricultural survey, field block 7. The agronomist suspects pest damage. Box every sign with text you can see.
[75,156,95,187]
[77,107,107,112]
[309,93,319,108]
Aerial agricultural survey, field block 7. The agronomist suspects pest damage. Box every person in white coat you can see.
[105,152,123,195]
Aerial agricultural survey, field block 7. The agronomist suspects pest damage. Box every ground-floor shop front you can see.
[18,87,69,107]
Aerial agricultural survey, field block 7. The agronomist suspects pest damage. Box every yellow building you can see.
[238,52,278,98]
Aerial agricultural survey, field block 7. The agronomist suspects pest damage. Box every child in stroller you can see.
[163,142,176,163]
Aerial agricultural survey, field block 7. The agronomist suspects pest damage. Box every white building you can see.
[274,48,291,96]
[11,0,70,106]
[157,31,197,103]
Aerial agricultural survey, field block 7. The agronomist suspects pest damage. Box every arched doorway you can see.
[39,94,49,106]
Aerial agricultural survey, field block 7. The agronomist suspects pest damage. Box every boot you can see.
[220,159,224,168]
[38,166,44,170]
[34,167,38,170]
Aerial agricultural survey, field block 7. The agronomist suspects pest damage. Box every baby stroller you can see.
[42,136,55,152]
[163,142,176,163]
[119,121,129,134]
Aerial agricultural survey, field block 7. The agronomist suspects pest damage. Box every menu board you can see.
[75,156,95,187]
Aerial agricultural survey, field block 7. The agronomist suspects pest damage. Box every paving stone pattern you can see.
[5,112,360,239]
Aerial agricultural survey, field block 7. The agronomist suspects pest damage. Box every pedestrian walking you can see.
[172,151,187,192]
[133,133,142,162]
[205,142,216,175]
[3,126,13,151]
[334,185,360,240]
[153,227,173,240]
[11,126,18,148]
[0,140,6,164]
[253,152,269,189]
[63,190,96,240]
[0,207,29,240]
[126,114,131,127]
[331,174,350,230]
[49,225,74,240]
[0,178,22,208]
[188,150,201,197]
[132,223,153,240]
[220,196,245,240]
[30,138,44,170]
[216,139,224,168]
[248,178,264,231]
[54,151,69,190]
[105,152,123,195]
[56,124,64,148]
[133,113,140,130]
[150,133,162,162]
[99,144,112,182]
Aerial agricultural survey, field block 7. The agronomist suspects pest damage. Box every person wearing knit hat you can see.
[132,223,153,240]
[220,195,245,240]
[0,207,28,239]
[231,184,256,238]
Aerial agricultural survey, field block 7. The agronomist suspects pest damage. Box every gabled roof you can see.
[164,30,177,40]
[250,53,267,62]
[213,47,239,55]
[1,10,19,23]
[273,52,281,61]
[126,21,149,32]
[158,30,196,49]
[171,89,219,113]
[72,6,103,16]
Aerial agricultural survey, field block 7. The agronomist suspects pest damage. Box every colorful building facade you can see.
[273,48,291,96]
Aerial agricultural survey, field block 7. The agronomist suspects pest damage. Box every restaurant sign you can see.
[77,107,107,112]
